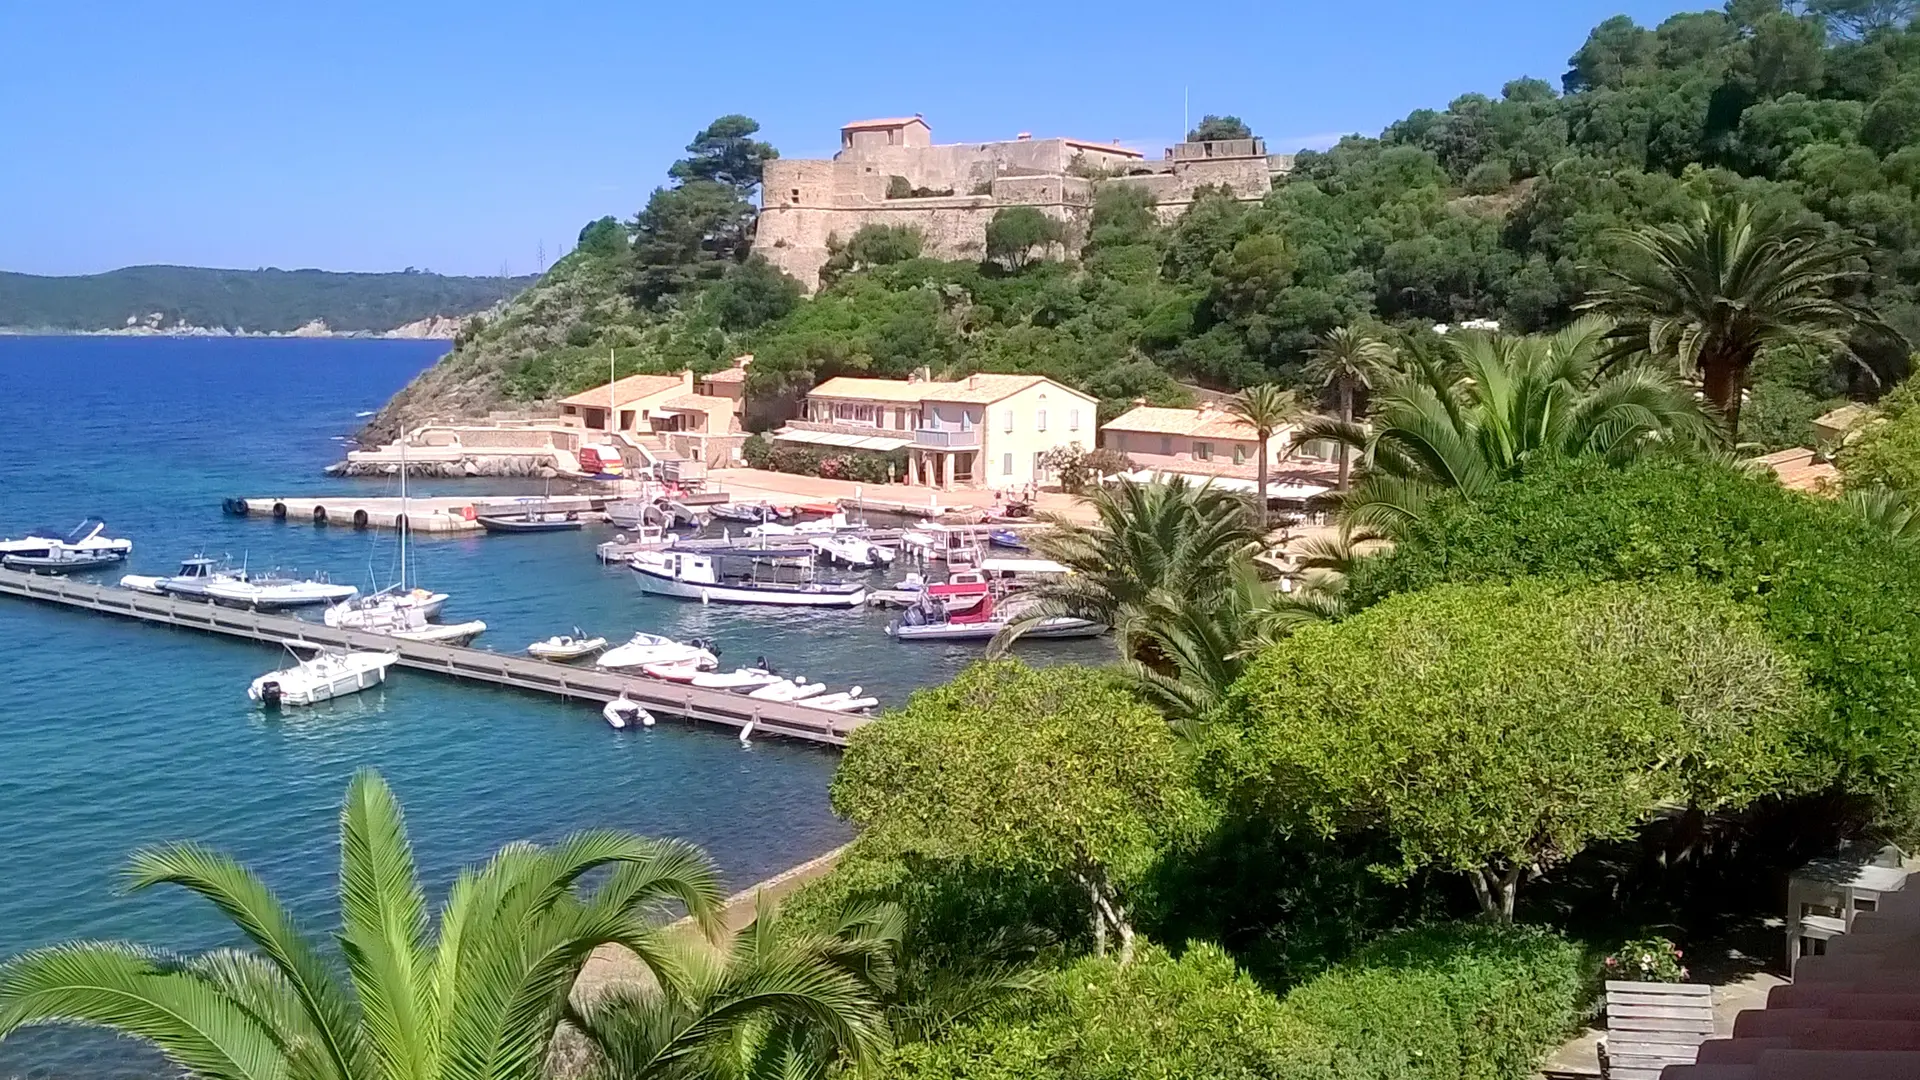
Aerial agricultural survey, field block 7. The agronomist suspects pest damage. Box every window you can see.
[1003,409,1015,433]
[1003,452,1014,476]
[1233,445,1246,465]
[1160,435,1173,455]
[1069,408,1080,431]
[1037,409,1047,432]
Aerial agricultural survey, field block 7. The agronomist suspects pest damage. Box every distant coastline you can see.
[0,313,467,340]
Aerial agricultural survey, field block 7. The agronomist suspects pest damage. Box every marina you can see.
[0,567,866,746]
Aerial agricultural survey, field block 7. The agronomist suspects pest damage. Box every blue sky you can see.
[1,0,1703,277]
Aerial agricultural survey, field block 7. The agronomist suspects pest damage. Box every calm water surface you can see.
[0,337,1106,1078]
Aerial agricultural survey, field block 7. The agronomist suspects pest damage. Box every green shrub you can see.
[1604,935,1687,983]
[1275,922,1589,1080]
[743,434,905,482]
[1347,455,1920,819]
[1836,376,1920,491]
[742,432,772,469]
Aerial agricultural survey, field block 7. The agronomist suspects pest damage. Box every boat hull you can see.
[478,517,583,533]
[632,566,867,608]
[888,617,1104,642]
[249,653,396,707]
[2,551,126,573]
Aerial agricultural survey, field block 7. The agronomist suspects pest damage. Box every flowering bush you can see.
[1604,935,1687,983]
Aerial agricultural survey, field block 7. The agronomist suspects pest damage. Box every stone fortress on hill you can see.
[756,115,1295,290]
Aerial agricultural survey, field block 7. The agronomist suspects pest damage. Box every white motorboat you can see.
[204,573,358,611]
[390,619,487,646]
[886,594,1105,642]
[867,573,927,608]
[602,694,655,730]
[630,550,867,608]
[3,548,127,574]
[597,631,720,672]
[641,658,704,682]
[808,534,895,568]
[527,633,606,661]
[746,677,826,702]
[690,667,783,691]
[746,512,849,539]
[0,520,133,562]
[155,557,246,600]
[119,574,165,594]
[800,687,879,713]
[248,649,398,707]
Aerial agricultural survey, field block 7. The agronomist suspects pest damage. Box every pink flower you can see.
[1672,948,1683,958]
[1605,956,1617,966]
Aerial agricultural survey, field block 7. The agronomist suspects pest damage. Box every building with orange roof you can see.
[772,369,1096,489]
[1100,401,1337,483]
[556,368,747,468]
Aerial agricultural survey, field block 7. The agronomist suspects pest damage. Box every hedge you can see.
[741,431,906,483]
[876,923,1588,1080]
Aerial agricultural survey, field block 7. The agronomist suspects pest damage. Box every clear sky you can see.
[0,0,1704,278]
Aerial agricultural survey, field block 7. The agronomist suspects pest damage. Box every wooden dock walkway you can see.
[0,570,865,748]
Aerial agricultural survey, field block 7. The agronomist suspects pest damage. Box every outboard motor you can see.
[260,681,283,707]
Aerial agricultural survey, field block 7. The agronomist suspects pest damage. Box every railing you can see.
[915,428,979,448]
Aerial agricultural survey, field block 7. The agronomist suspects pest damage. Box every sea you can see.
[0,336,1104,1078]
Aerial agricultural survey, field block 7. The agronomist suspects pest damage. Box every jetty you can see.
[0,569,865,747]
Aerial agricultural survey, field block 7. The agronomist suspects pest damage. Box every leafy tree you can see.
[1300,318,1714,535]
[0,772,724,1080]
[1302,327,1395,491]
[819,224,925,288]
[1187,115,1255,142]
[831,661,1209,963]
[577,215,629,259]
[1227,384,1298,527]
[1347,455,1920,821]
[1583,199,1887,437]
[1036,443,1133,494]
[630,181,757,305]
[984,206,1065,270]
[667,114,779,196]
[1210,581,1813,919]
[1808,0,1918,39]
[1836,375,1920,489]
[1563,15,1654,92]
[570,895,896,1079]
[706,255,803,331]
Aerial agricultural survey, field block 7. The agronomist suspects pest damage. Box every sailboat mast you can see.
[399,435,408,591]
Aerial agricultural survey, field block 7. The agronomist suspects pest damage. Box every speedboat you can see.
[0,520,133,563]
[248,649,398,707]
[325,586,449,629]
[690,666,783,691]
[4,548,127,574]
[630,550,867,608]
[204,572,358,611]
[746,677,826,702]
[800,686,878,713]
[527,633,606,661]
[989,529,1029,551]
[887,593,1104,643]
[154,557,246,600]
[603,693,655,729]
[389,620,487,646]
[808,534,895,568]
[597,631,720,672]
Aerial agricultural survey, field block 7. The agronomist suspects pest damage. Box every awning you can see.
[771,429,913,452]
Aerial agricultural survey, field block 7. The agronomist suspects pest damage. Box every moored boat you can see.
[886,593,1104,642]
[204,572,359,610]
[154,557,246,600]
[808,534,895,568]
[477,510,583,533]
[3,548,127,574]
[799,687,878,713]
[746,677,826,702]
[0,520,133,563]
[710,502,788,524]
[390,619,488,646]
[597,631,720,672]
[325,586,449,628]
[602,693,654,729]
[527,633,606,661]
[248,649,398,707]
[629,549,867,608]
[690,666,783,691]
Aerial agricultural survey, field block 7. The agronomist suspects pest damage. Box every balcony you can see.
[915,427,980,448]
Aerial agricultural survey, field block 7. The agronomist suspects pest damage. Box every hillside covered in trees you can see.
[369,0,1920,450]
[0,265,534,335]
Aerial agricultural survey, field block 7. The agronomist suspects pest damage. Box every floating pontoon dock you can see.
[0,570,865,747]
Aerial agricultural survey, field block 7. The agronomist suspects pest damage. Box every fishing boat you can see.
[629,549,867,608]
[0,520,134,562]
[746,677,826,702]
[603,693,654,729]
[808,534,895,568]
[204,572,359,611]
[3,548,128,574]
[248,648,398,707]
[597,631,720,672]
[886,593,1104,643]
[477,508,582,533]
[527,632,606,661]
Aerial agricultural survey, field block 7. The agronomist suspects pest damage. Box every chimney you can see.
[1197,400,1217,416]
[908,365,933,384]
[967,374,980,389]
[733,353,752,369]
[1131,397,1148,407]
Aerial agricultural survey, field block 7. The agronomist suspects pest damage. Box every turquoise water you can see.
[0,337,1105,1077]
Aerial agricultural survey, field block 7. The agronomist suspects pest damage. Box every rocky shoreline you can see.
[0,313,471,339]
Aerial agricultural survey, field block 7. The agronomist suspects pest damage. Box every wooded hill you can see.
[369,1,1920,452]
[0,265,534,334]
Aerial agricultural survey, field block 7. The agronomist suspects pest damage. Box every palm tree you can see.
[569,896,897,1080]
[0,771,728,1080]
[1299,317,1716,536]
[1582,199,1886,439]
[1225,384,1298,528]
[989,477,1262,666]
[1303,327,1396,491]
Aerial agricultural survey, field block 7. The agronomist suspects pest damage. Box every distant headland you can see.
[0,264,535,338]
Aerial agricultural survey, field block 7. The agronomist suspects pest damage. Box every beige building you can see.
[557,368,747,467]
[1100,402,1336,484]
[772,371,1098,489]
[757,115,1294,289]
